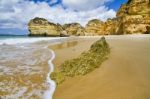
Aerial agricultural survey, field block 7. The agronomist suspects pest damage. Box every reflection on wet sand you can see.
[50,41,78,50]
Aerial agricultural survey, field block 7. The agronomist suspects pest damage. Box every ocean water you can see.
[0,36,67,99]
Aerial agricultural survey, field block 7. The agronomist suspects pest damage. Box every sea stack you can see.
[28,17,63,37]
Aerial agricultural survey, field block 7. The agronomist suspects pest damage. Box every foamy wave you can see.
[0,37,67,45]
[43,49,56,99]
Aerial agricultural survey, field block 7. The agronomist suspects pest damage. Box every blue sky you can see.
[0,0,127,35]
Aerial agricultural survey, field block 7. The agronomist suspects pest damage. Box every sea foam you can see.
[43,49,56,99]
[0,37,67,45]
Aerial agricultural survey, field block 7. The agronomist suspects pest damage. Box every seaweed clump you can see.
[51,37,110,85]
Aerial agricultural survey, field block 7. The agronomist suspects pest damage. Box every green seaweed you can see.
[51,37,110,85]
[50,72,66,85]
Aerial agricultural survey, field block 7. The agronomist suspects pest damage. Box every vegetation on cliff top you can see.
[51,37,110,85]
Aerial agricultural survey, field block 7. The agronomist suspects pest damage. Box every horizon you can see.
[0,0,127,35]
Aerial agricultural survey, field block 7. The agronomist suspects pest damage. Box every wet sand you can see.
[50,36,150,99]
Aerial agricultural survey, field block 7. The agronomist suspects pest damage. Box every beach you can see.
[1,35,150,99]
[0,0,150,98]
[50,35,150,99]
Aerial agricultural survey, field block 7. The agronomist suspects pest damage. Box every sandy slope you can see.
[50,36,150,99]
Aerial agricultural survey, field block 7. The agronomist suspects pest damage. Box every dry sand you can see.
[50,35,150,99]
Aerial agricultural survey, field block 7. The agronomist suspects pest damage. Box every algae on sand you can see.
[51,37,110,85]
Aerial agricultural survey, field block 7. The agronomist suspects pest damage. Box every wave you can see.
[43,49,56,99]
[0,37,67,45]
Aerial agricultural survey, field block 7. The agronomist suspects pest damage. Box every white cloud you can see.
[0,0,116,30]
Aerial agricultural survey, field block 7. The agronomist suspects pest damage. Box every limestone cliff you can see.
[28,17,63,36]
[117,0,150,34]
[63,23,85,36]
[105,18,123,35]
[28,0,150,36]
[85,19,105,36]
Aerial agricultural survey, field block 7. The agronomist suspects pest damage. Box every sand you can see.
[50,35,150,99]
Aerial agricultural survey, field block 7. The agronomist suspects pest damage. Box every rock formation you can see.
[28,17,63,36]
[117,0,150,34]
[63,23,85,36]
[51,37,110,85]
[104,18,123,35]
[101,0,150,35]
[85,19,105,36]
[146,26,150,34]
[28,0,150,36]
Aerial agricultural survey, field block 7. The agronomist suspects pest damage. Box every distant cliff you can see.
[28,0,150,36]
[28,17,63,36]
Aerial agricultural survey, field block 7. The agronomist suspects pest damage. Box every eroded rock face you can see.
[105,18,123,35]
[117,0,150,34]
[85,18,123,35]
[122,15,150,34]
[63,23,84,36]
[85,19,105,36]
[28,17,63,36]
[28,18,85,36]
[116,4,128,18]
[146,26,150,34]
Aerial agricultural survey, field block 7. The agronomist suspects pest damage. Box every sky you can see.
[0,0,127,35]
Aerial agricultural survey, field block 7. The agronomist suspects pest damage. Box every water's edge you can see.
[43,49,56,99]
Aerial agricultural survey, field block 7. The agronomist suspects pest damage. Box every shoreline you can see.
[49,35,150,99]
[43,49,56,99]
[1,34,150,98]
[0,34,150,45]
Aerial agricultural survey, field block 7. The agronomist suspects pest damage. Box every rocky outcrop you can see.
[84,18,123,35]
[28,17,63,36]
[104,18,123,35]
[63,23,85,36]
[103,0,150,35]
[117,0,150,34]
[28,0,150,36]
[51,37,110,85]
[85,19,105,36]
[28,18,84,36]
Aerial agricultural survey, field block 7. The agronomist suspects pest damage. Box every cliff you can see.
[63,23,85,36]
[28,0,150,36]
[28,17,63,36]
[117,0,150,34]
[85,19,105,36]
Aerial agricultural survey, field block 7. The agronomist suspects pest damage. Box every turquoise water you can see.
[0,35,28,40]
[0,35,68,45]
